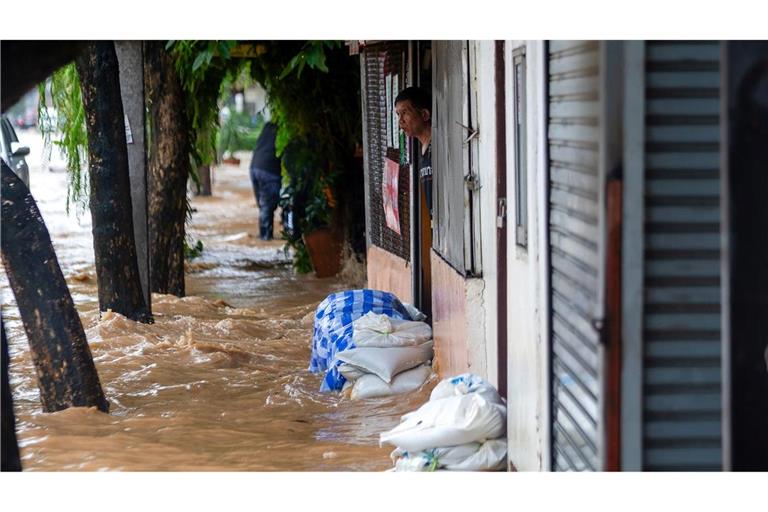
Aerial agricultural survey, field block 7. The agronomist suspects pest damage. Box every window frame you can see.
[512,46,528,249]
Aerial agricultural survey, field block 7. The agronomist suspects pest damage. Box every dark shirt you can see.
[419,142,433,218]
[249,122,281,176]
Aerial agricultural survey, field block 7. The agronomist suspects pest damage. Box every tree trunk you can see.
[0,164,109,414]
[76,42,151,322]
[1,320,22,471]
[143,41,190,297]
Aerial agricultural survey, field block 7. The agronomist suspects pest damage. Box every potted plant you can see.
[301,191,343,278]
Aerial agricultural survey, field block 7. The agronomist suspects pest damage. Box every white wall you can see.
[470,40,500,387]
[504,40,550,471]
[435,41,551,471]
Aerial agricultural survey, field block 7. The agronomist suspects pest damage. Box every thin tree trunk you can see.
[76,42,151,322]
[1,320,22,471]
[144,41,190,297]
[0,164,109,414]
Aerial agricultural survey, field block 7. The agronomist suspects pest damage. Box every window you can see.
[513,47,528,248]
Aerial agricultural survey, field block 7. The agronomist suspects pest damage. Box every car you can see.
[0,114,31,187]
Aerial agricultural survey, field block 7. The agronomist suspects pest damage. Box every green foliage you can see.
[183,238,204,260]
[284,238,312,274]
[38,64,89,215]
[248,41,361,271]
[217,109,265,159]
[166,40,242,189]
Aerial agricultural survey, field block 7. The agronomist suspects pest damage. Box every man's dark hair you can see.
[395,86,432,114]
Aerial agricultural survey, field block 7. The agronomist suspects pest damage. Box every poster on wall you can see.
[385,73,392,149]
[392,74,399,148]
[383,157,401,234]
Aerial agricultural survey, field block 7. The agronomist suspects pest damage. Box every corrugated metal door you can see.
[432,40,467,272]
[642,41,722,471]
[548,40,604,471]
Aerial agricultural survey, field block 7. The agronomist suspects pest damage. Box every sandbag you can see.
[380,392,506,452]
[402,303,427,322]
[430,373,505,406]
[352,312,432,348]
[351,365,432,400]
[338,363,367,382]
[390,439,507,471]
[335,340,434,384]
[308,289,411,392]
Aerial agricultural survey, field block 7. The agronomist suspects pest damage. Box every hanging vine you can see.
[37,64,89,215]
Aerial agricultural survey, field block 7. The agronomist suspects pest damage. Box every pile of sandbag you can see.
[308,289,431,394]
[380,374,508,471]
[337,312,434,399]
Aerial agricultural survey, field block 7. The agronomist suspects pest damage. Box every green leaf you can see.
[192,51,207,72]
[279,54,301,79]
[218,41,231,60]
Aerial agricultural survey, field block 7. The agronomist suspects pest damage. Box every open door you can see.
[413,41,433,321]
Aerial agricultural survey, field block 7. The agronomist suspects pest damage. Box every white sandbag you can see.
[380,392,506,452]
[351,364,432,400]
[390,443,481,471]
[352,312,432,348]
[334,341,434,384]
[389,439,506,471]
[429,373,505,406]
[338,363,367,382]
[403,303,427,322]
[443,439,507,471]
[393,454,431,471]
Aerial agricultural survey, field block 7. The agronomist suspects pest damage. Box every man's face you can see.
[395,100,429,138]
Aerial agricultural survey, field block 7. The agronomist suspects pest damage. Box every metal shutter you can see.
[642,41,722,471]
[432,40,467,272]
[547,40,604,471]
[362,43,410,260]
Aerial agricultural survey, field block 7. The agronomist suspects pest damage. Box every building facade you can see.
[354,39,768,471]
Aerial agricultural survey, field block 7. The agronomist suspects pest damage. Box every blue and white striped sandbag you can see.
[309,289,411,392]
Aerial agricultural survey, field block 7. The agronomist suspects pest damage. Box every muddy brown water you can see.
[1,134,435,471]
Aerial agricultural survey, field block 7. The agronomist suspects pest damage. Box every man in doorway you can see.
[249,121,282,240]
[395,86,433,320]
[395,86,432,220]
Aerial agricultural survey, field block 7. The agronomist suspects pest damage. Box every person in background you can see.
[395,86,432,219]
[249,121,282,240]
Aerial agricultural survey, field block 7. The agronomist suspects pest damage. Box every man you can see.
[395,87,433,219]
[249,121,282,240]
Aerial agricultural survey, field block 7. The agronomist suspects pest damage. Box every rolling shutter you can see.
[547,40,604,471]
[642,41,722,471]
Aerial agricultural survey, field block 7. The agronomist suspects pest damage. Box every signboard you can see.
[383,157,400,234]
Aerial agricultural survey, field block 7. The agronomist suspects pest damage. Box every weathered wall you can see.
[503,40,550,471]
[430,250,469,376]
[366,245,412,303]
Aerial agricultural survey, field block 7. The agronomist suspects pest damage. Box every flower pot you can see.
[303,227,343,278]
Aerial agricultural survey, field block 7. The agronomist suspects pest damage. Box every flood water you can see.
[1,130,435,471]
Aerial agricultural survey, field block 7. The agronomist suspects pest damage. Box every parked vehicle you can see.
[0,114,31,187]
